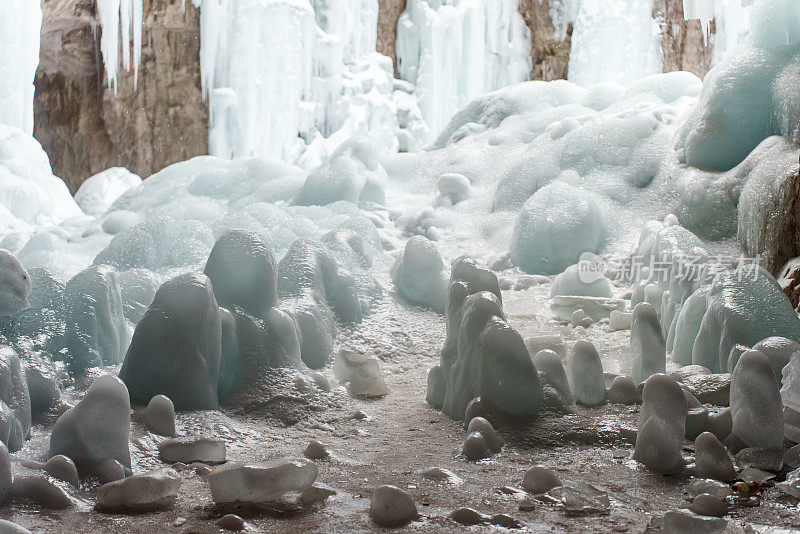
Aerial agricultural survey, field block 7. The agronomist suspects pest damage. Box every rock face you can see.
[653,0,713,79]
[517,0,571,81]
[377,0,406,77]
[730,349,784,448]
[634,374,687,474]
[34,0,207,192]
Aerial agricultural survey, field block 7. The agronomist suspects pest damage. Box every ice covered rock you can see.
[418,467,462,485]
[158,436,226,464]
[74,167,142,217]
[119,273,221,410]
[22,351,62,417]
[390,235,448,313]
[0,250,29,316]
[686,478,732,500]
[550,296,626,323]
[662,510,726,534]
[96,459,127,484]
[333,348,389,398]
[525,335,566,359]
[63,264,128,375]
[689,494,727,518]
[10,474,72,509]
[49,375,131,475]
[299,482,336,507]
[630,303,666,384]
[95,467,181,513]
[0,442,9,503]
[735,447,784,473]
[708,408,733,441]
[461,431,492,461]
[634,374,687,474]
[682,373,731,407]
[752,336,800,378]
[45,456,78,488]
[532,350,572,405]
[145,395,176,438]
[435,173,471,205]
[0,266,65,349]
[731,350,784,448]
[521,466,562,494]
[293,139,387,206]
[0,346,30,452]
[692,268,800,373]
[609,310,632,331]
[781,350,800,441]
[466,417,503,453]
[303,440,329,461]
[567,341,606,407]
[216,514,245,531]
[369,484,418,528]
[608,376,638,405]
[694,432,736,482]
[510,182,610,275]
[208,458,318,505]
[551,263,613,298]
[278,237,361,368]
[204,230,277,318]
[684,390,710,440]
[546,483,610,516]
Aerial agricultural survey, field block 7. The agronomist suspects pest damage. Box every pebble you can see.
[369,485,418,527]
[304,439,330,460]
[44,455,79,487]
[466,417,502,452]
[694,432,736,482]
[144,395,176,438]
[462,431,492,461]
[450,507,487,525]
[690,493,727,518]
[299,482,336,506]
[521,465,562,494]
[217,514,245,531]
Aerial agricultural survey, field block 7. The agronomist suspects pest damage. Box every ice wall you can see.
[683,0,751,64]
[96,0,144,90]
[395,0,532,140]
[0,0,42,135]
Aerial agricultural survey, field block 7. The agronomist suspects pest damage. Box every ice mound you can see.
[293,139,388,206]
[119,273,221,410]
[0,249,29,317]
[551,263,613,299]
[63,264,129,375]
[532,349,573,406]
[0,126,82,233]
[333,348,389,397]
[0,346,30,452]
[74,167,142,217]
[566,340,606,407]
[145,395,175,438]
[694,431,736,482]
[692,268,800,373]
[22,350,62,417]
[634,374,687,474]
[510,182,611,275]
[117,268,160,324]
[208,458,318,505]
[95,467,181,513]
[730,349,784,449]
[390,235,448,313]
[427,256,540,420]
[277,237,361,368]
[752,336,800,379]
[49,375,131,475]
[0,267,65,352]
[204,230,278,317]
[630,302,666,384]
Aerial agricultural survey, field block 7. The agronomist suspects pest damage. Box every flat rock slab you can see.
[662,509,726,534]
[10,475,73,509]
[208,458,317,505]
[95,468,181,513]
[682,374,731,406]
[544,483,610,516]
[158,436,226,464]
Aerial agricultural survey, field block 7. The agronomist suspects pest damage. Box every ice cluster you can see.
[0,1,41,134]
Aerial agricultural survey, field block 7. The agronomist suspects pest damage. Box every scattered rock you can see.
[546,483,610,516]
[369,484,418,528]
[777,467,800,498]
[333,348,389,397]
[521,466,562,494]
[158,436,226,464]
[694,432,736,482]
[96,459,127,484]
[525,335,566,359]
[304,440,329,460]
[686,479,732,500]
[630,303,666,384]
[95,468,181,513]
[731,350,784,448]
[418,467,462,485]
[49,375,131,475]
[735,447,784,472]
[532,350,572,405]
[489,513,522,528]
[44,455,79,487]
[208,459,318,504]
[690,493,727,518]
[682,373,731,407]
[466,417,503,452]
[145,395,176,438]
[609,310,632,331]
[567,341,606,407]
[671,365,711,382]
[608,376,638,405]
[299,482,336,507]
[462,431,492,461]
[450,507,487,525]
[662,509,726,533]
[10,475,72,509]
[216,513,245,531]
[634,374,687,474]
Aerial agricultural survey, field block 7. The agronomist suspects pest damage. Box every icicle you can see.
[96,0,144,91]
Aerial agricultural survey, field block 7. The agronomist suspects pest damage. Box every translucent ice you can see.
[390,235,448,313]
[0,249,29,316]
[0,346,30,452]
[0,1,41,133]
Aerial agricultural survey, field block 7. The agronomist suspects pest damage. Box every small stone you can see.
[369,485,418,527]
[351,410,368,420]
[671,365,711,382]
[521,465,562,494]
[609,310,632,331]
[11,475,72,509]
[450,507,487,525]
[571,309,586,327]
[158,436,226,464]
[686,479,732,500]
[45,455,79,487]
[690,494,727,518]
[707,408,732,440]
[463,397,490,429]
[489,514,522,528]
[466,417,503,452]
[208,459,318,504]
[682,374,731,406]
[462,431,492,461]
[217,514,245,531]
[418,467,462,484]
[95,468,181,513]
[518,498,537,511]
[145,395,176,438]
[694,432,736,482]
[662,509,726,534]
[192,463,212,477]
[546,483,610,516]
[310,372,331,392]
[607,376,638,404]
[96,459,127,484]
[173,517,186,526]
[299,482,336,506]
[735,447,784,472]
[304,440,329,460]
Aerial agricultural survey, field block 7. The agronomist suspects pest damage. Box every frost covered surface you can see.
[74,168,142,217]
[0,0,41,134]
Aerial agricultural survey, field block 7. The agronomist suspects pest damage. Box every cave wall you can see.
[34,0,207,192]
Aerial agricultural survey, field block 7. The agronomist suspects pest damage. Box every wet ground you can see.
[5,284,800,533]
